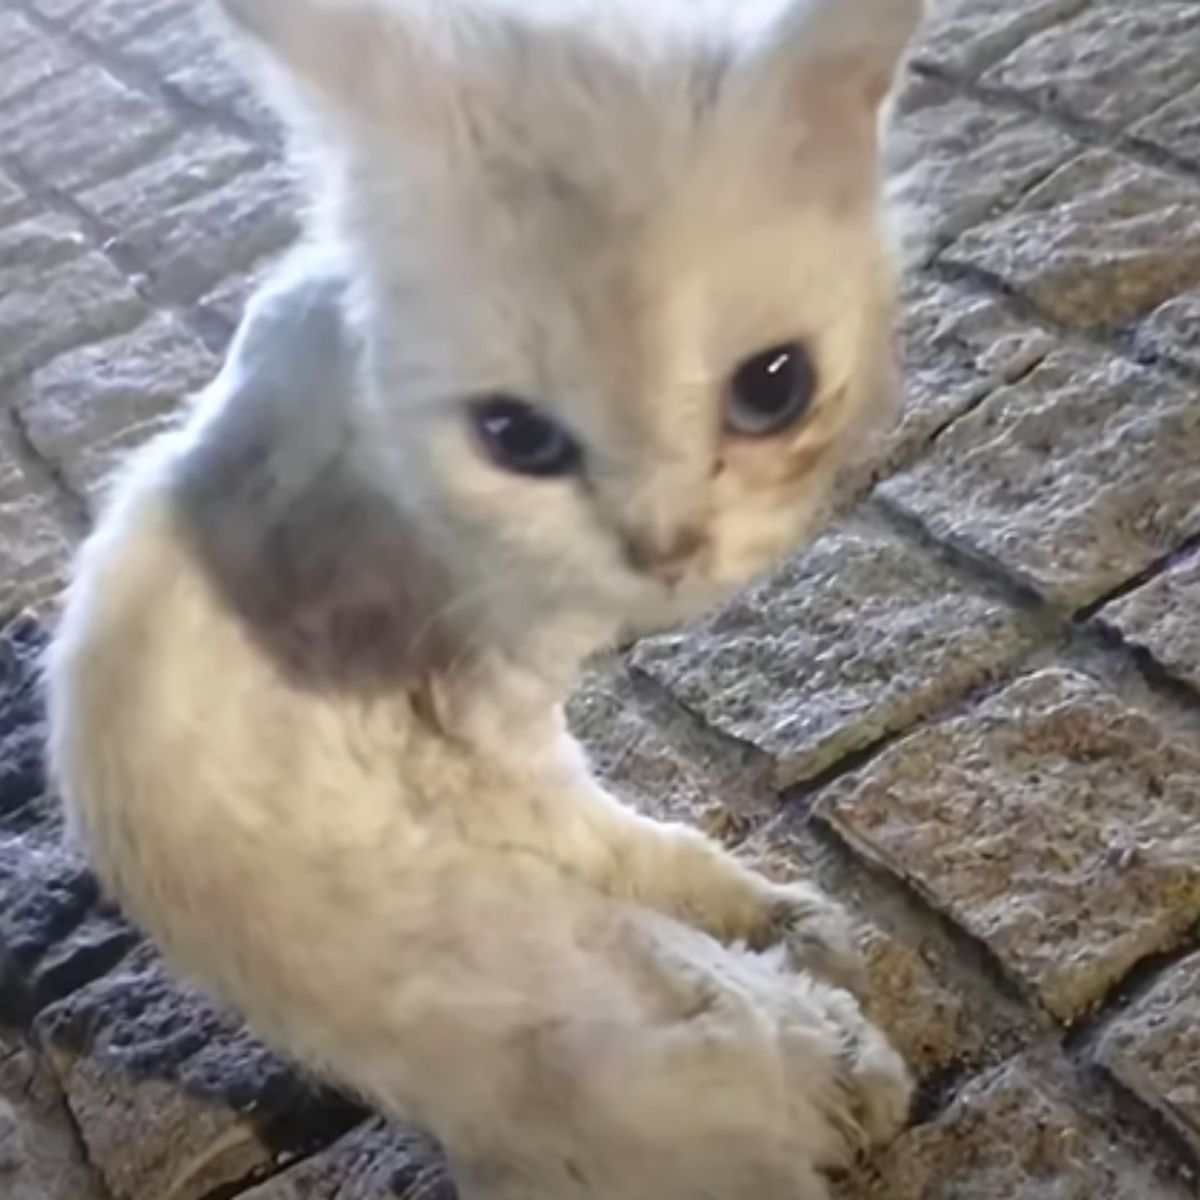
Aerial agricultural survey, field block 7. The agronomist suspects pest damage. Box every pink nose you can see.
[623,526,704,584]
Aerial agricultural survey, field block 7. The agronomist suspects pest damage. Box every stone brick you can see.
[821,670,1200,1023]
[912,0,1089,78]
[90,159,298,303]
[632,517,1035,789]
[24,0,87,18]
[0,65,179,192]
[37,945,361,1200]
[890,274,1053,467]
[0,1036,106,1200]
[1099,549,1200,694]
[0,215,146,383]
[0,442,74,621]
[843,1058,1193,1199]
[980,2,1200,131]
[236,1120,452,1200]
[72,0,190,47]
[1095,952,1200,1159]
[880,345,1200,609]
[566,667,775,843]
[943,150,1200,331]
[200,266,264,334]
[0,16,81,106]
[1132,80,1200,169]
[1135,289,1200,373]
[14,314,218,506]
[884,77,1078,261]
[0,165,33,228]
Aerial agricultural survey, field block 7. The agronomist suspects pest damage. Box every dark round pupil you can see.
[471,396,581,478]
[726,342,816,437]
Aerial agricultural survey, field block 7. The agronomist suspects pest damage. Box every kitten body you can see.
[47,2,924,1196]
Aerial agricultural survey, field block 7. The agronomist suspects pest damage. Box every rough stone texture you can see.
[1098,549,1200,694]
[890,274,1054,466]
[881,346,1200,610]
[822,670,1200,1022]
[0,442,74,621]
[566,667,776,841]
[885,76,1077,259]
[980,2,1200,130]
[0,1037,106,1200]
[1134,288,1200,373]
[236,1121,452,1200]
[1132,80,1200,169]
[14,313,218,505]
[0,18,81,107]
[0,215,147,384]
[633,517,1034,788]
[0,165,34,229]
[913,0,1089,78]
[1095,952,1200,1159]
[37,945,363,1200]
[943,150,1200,331]
[0,64,179,192]
[71,0,192,48]
[846,1059,1193,1199]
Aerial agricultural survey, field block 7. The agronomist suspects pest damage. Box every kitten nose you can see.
[624,525,705,584]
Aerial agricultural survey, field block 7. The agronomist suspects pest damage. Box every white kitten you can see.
[46,1,923,1196]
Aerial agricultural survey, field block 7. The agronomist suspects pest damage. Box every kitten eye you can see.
[469,395,582,478]
[725,342,817,438]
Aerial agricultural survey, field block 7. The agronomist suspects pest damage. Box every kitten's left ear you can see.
[741,0,925,121]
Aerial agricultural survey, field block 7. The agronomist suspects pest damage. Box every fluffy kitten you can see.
[47,1,923,1196]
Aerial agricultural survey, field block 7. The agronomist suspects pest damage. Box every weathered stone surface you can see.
[237,1120,452,1200]
[890,274,1053,466]
[1095,952,1200,1159]
[1132,80,1200,169]
[633,517,1033,788]
[742,825,980,1077]
[912,0,1088,78]
[943,150,1200,331]
[200,266,265,333]
[882,344,1200,609]
[1135,288,1200,373]
[37,944,362,1200]
[884,77,1076,259]
[822,670,1200,1022]
[0,65,179,192]
[15,313,218,505]
[0,17,81,106]
[567,667,775,842]
[981,2,1200,130]
[72,0,191,47]
[88,158,297,303]
[1099,549,1200,693]
[0,1036,106,1200]
[0,443,74,621]
[0,165,34,228]
[843,1059,1192,1199]
[0,215,147,383]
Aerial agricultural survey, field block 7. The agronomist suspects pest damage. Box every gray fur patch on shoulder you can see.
[173,258,457,693]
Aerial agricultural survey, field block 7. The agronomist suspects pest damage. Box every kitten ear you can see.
[743,0,924,120]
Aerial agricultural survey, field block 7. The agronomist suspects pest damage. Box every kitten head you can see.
[215,0,921,681]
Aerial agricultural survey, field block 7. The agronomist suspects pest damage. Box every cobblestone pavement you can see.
[2,1,1200,1197]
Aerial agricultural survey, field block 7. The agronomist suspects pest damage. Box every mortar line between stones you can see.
[1,404,90,537]
[12,0,278,156]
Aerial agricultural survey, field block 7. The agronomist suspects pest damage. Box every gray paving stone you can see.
[1135,288,1200,373]
[1095,952,1200,1159]
[0,15,81,106]
[981,1,1200,131]
[0,1036,106,1200]
[942,150,1200,331]
[91,158,298,303]
[890,273,1053,467]
[632,517,1035,788]
[1132,80,1200,169]
[72,0,190,47]
[14,314,217,507]
[1098,549,1200,695]
[880,345,1200,610]
[0,165,34,229]
[913,0,1089,78]
[0,215,147,384]
[821,670,1200,1022]
[884,76,1078,261]
[0,436,74,620]
[567,667,775,843]
[235,1121,451,1200]
[24,0,88,18]
[0,65,179,192]
[843,1058,1193,1199]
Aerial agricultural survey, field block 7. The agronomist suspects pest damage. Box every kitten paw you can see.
[761,883,866,996]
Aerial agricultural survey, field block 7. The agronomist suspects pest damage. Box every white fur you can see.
[47,1,923,1196]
